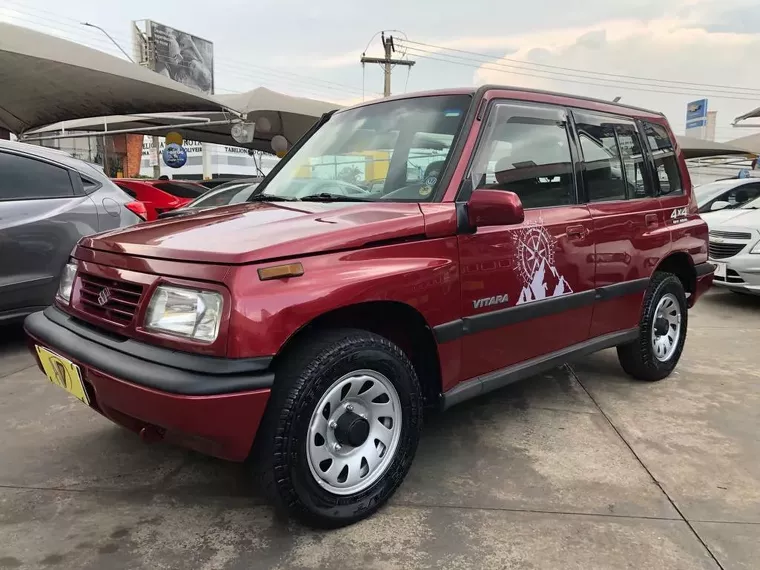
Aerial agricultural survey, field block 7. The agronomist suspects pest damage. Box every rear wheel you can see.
[617,272,688,381]
[252,329,422,528]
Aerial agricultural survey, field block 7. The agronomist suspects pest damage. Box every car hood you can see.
[702,207,760,229]
[80,201,429,264]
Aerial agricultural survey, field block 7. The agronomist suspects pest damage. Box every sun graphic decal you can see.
[514,220,573,305]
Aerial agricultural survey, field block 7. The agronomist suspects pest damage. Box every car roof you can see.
[0,138,101,172]
[341,85,663,118]
[696,178,758,191]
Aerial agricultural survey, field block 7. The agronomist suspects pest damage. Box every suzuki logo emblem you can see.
[97,287,111,306]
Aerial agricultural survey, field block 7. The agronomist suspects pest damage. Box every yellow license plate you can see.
[35,345,90,405]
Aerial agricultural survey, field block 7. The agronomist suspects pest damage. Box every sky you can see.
[2,0,760,142]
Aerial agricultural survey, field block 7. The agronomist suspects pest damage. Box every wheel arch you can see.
[272,300,443,407]
[654,251,696,302]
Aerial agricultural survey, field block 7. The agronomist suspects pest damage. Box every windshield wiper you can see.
[248,193,295,202]
[299,193,370,202]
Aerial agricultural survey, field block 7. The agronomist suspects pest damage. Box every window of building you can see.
[467,101,575,209]
[643,122,683,196]
[0,152,74,201]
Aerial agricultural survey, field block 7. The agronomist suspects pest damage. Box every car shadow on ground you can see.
[55,362,613,506]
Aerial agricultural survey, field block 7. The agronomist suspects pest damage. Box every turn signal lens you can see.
[257,263,304,281]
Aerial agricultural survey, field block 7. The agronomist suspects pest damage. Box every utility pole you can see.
[360,32,415,97]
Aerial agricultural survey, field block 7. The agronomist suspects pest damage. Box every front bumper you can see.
[24,307,275,461]
[710,255,760,296]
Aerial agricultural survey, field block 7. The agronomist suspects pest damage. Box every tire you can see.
[251,328,423,528]
[617,272,688,382]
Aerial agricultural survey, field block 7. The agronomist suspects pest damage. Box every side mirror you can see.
[711,200,730,211]
[467,189,525,228]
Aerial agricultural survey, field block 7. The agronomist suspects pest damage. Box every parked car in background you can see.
[695,178,760,214]
[707,195,760,294]
[25,86,712,528]
[112,178,208,220]
[0,140,143,323]
[158,178,262,219]
[199,176,262,189]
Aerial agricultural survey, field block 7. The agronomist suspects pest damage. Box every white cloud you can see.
[471,17,760,141]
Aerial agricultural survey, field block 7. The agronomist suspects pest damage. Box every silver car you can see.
[0,140,143,322]
[705,195,760,295]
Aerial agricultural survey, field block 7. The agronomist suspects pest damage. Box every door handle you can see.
[645,214,659,228]
[566,225,586,239]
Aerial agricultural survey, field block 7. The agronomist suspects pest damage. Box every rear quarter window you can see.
[0,151,74,200]
[643,122,683,196]
[114,182,138,199]
[154,182,206,199]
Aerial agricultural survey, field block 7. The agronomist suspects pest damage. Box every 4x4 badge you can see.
[670,207,688,221]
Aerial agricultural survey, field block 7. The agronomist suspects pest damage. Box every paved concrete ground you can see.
[1,289,758,569]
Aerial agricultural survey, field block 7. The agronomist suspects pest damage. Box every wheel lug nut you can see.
[329,420,337,429]
[346,404,354,412]
[333,443,342,451]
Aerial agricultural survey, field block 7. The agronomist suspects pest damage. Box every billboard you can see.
[685,99,708,131]
[147,21,214,94]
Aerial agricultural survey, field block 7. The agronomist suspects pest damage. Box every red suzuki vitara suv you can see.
[25,86,713,528]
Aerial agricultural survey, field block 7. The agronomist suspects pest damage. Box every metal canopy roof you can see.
[733,106,760,125]
[22,87,341,152]
[0,22,227,134]
[724,133,760,156]
[677,135,756,160]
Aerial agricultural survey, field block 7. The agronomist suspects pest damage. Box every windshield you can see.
[694,182,740,206]
[740,195,760,209]
[252,94,471,202]
[188,182,259,209]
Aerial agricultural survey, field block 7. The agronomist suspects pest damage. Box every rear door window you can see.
[153,181,207,199]
[574,113,627,202]
[615,123,652,199]
[643,122,683,196]
[0,152,74,200]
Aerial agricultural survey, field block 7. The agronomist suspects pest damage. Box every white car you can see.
[695,178,760,214]
[704,196,760,295]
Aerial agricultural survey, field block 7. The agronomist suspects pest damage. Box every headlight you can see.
[751,241,760,254]
[145,286,223,343]
[57,262,77,303]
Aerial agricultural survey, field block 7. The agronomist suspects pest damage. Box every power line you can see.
[399,39,760,96]
[360,32,415,97]
[400,49,760,103]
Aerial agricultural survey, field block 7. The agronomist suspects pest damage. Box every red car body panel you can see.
[26,334,268,462]
[79,202,428,265]
[112,179,205,221]
[25,86,713,464]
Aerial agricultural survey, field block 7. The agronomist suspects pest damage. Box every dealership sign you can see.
[162,143,188,168]
[686,99,708,130]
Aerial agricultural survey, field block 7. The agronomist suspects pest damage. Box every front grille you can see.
[710,230,752,240]
[78,273,144,326]
[709,242,746,260]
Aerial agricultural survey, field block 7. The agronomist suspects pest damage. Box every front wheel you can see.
[617,272,688,381]
[252,329,422,528]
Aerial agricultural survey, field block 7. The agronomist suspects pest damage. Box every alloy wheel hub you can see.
[306,369,402,496]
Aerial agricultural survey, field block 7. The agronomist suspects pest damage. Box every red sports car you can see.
[112,179,208,221]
